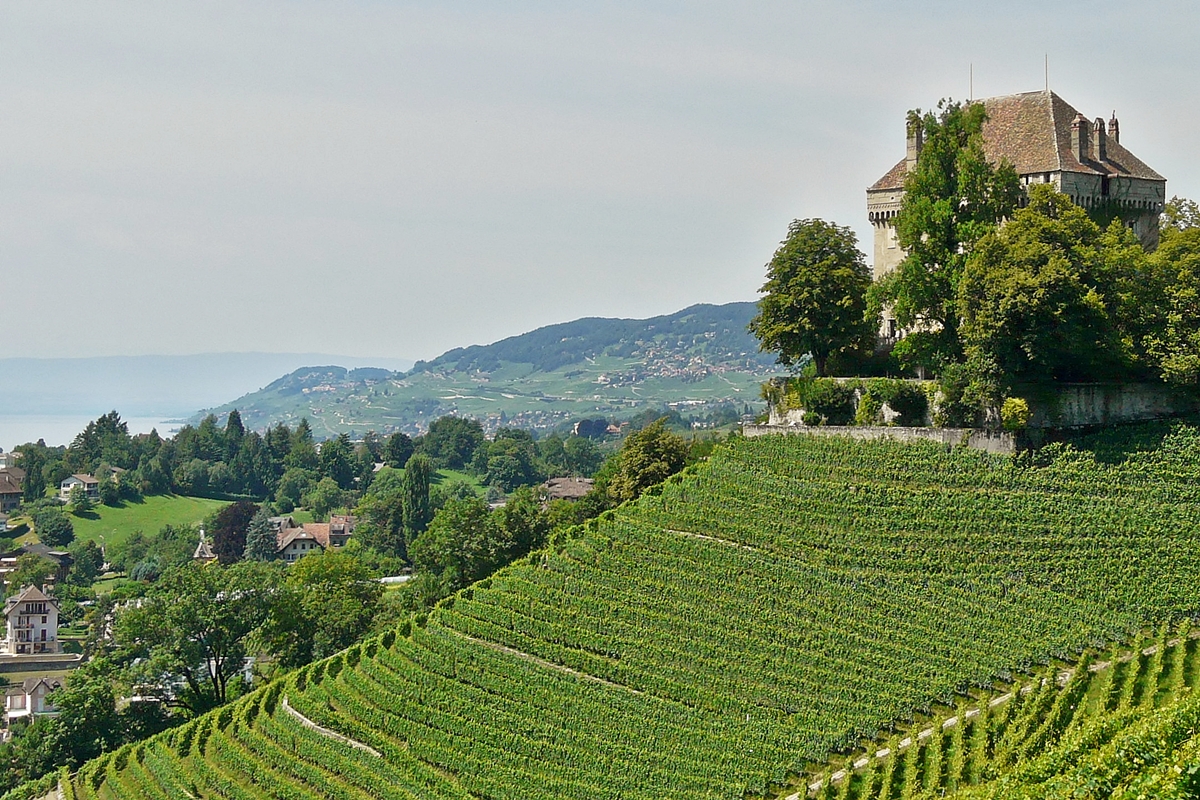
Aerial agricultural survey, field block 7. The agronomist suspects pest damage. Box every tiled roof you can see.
[868,158,908,192]
[544,477,595,501]
[4,584,56,614]
[0,472,21,496]
[277,524,331,551]
[869,90,1164,190]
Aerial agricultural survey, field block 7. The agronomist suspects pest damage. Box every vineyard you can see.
[28,422,1200,799]
[801,623,1200,799]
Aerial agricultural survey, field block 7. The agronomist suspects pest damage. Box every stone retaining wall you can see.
[742,424,1015,454]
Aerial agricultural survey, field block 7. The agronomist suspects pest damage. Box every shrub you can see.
[802,380,857,426]
[802,411,822,427]
[1001,397,1032,431]
[855,390,883,426]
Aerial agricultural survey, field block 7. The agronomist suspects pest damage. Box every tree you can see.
[384,432,414,468]
[401,454,433,544]
[749,218,874,376]
[242,505,278,562]
[32,506,74,547]
[495,486,550,558]
[410,497,510,593]
[68,485,94,515]
[353,467,407,558]
[209,501,259,565]
[223,410,245,463]
[563,435,603,476]
[1146,198,1200,384]
[257,550,382,668]
[6,554,55,594]
[115,561,279,714]
[301,477,347,521]
[68,540,104,585]
[959,186,1136,384]
[606,419,688,504]
[275,467,317,513]
[98,475,121,506]
[15,445,47,502]
[318,434,357,490]
[881,100,1022,371]
[419,417,484,470]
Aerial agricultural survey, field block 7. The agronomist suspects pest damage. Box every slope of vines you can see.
[50,422,1200,799]
[800,622,1200,799]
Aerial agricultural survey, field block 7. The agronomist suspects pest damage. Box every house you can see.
[544,477,594,502]
[0,468,24,513]
[0,547,72,592]
[275,516,357,563]
[0,452,17,469]
[868,90,1166,339]
[4,676,62,726]
[59,474,99,503]
[2,585,61,656]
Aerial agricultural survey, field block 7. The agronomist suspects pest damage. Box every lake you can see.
[0,415,183,451]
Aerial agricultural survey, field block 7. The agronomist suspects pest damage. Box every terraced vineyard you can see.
[29,424,1200,799]
[800,623,1200,799]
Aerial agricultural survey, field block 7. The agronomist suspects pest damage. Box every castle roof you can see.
[869,90,1164,192]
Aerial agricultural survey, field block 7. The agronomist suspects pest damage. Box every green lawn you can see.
[66,494,228,550]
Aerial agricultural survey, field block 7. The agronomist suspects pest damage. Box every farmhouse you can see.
[867,89,1166,340]
[275,515,357,563]
[2,585,60,656]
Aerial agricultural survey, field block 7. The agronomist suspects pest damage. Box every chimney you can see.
[1109,111,1120,144]
[1092,118,1107,162]
[906,115,924,171]
[1071,114,1090,162]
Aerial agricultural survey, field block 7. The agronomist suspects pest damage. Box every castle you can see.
[867,90,1166,336]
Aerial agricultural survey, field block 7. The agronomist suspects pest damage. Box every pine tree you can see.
[243,506,278,562]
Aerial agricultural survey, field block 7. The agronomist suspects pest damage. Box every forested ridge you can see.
[31,422,1200,799]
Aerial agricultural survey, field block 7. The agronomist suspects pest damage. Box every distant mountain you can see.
[201,302,775,438]
[0,353,415,417]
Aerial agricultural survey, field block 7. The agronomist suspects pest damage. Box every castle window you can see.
[1101,177,1110,197]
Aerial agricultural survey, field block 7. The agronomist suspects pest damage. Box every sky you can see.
[3,1,1198,362]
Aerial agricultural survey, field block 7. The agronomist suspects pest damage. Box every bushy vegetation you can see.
[56,424,1200,799]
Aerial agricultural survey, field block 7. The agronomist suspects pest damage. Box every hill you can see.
[48,422,1200,799]
[198,302,774,438]
[0,352,414,418]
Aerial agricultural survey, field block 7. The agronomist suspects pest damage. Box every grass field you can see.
[67,494,227,550]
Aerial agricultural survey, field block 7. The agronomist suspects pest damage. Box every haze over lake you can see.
[0,414,181,451]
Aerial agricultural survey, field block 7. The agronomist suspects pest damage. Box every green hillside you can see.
[199,302,774,438]
[68,495,227,550]
[42,424,1200,799]
[802,624,1200,800]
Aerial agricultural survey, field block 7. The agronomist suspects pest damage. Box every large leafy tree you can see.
[1146,197,1200,384]
[210,501,259,565]
[418,416,484,470]
[410,497,511,592]
[115,561,279,714]
[257,550,382,668]
[606,419,688,504]
[958,185,1138,384]
[882,101,1022,371]
[749,218,873,376]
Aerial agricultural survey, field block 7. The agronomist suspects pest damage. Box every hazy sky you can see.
[4,2,1197,361]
